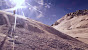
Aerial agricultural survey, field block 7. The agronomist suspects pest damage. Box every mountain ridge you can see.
[0,10,88,50]
[52,9,88,44]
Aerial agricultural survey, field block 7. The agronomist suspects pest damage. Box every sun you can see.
[10,0,25,6]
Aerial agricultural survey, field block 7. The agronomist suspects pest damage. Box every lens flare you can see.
[9,0,25,6]
[2,0,50,18]
[0,0,51,50]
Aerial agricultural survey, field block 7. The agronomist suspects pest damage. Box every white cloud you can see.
[45,3,51,8]
[36,0,44,5]
[52,15,56,17]
[37,13,43,18]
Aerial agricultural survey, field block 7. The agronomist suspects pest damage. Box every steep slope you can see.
[0,10,88,50]
[52,9,88,44]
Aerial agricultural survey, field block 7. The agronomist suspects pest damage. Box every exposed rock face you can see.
[0,10,88,50]
[52,9,88,44]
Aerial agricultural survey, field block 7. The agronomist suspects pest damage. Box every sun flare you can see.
[10,0,25,6]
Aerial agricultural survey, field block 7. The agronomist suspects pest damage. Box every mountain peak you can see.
[52,9,88,44]
[52,9,88,26]
[66,9,88,17]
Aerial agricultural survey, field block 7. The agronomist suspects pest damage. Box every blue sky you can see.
[37,0,88,25]
[0,0,88,25]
